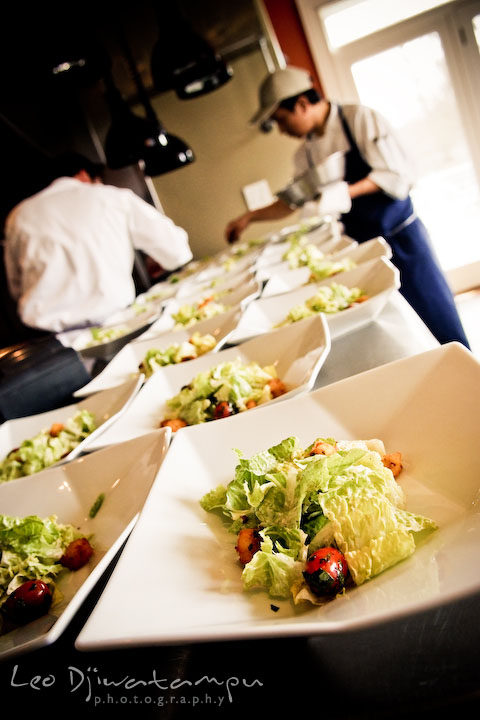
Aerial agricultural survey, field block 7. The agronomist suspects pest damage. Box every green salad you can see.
[85,326,128,347]
[0,514,94,630]
[200,436,437,603]
[222,257,240,272]
[171,296,229,329]
[168,257,214,284]
[0,514,84,603]
[282,239,357,280]
[281,226,311,244]
[160,359,286,430]
[0,410,96,483]
[275,282,368,327]
[307,257,357,282]
[131,303,148,315]
[282,241,326,269]
[139,332,217,377]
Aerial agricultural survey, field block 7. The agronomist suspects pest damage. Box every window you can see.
[319,0,453,49]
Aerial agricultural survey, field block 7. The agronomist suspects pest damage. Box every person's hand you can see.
[144,255,165,280]
[224,212,252,244]
[316,181,352,216]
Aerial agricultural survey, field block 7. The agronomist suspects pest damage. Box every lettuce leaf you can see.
[200,435,438,599]
[162,358,281,425]
[0,514,86,605]
[0,410,96,483]
[241,527,307,597]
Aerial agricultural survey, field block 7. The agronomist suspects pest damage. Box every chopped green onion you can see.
[89,493,105,518]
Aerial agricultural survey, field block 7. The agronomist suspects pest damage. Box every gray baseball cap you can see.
[249,66,313,125]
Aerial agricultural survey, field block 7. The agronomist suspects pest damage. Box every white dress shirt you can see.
[293,102,414,200]
[4,178,192,332]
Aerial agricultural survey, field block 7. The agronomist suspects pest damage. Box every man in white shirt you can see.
[4,153,192,332]
[225,66,470,349]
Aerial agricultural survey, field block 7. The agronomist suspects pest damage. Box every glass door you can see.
[295,0,480,291]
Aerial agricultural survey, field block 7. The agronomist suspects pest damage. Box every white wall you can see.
[148,49,303,258]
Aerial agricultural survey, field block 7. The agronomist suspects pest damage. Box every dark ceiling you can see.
[2,1,263,104]
[0,0,264,228]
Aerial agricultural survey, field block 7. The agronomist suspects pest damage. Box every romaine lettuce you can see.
[200,435,437,600]
[162,358,283,426]
[0,514,85,607]
[0,410,96,483]
[275,283,367,328]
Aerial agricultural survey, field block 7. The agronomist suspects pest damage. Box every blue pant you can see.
[386,218,470,349]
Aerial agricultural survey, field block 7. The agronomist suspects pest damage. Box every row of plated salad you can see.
[0,216,436,646]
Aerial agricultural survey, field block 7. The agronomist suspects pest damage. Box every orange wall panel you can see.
[263,0,324,93]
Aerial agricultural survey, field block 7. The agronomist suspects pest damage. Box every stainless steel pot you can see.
[277,151,346,208]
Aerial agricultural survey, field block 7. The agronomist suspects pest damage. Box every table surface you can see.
[2,293,479,718]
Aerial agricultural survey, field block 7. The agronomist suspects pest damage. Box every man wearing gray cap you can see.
[224,66,469,348]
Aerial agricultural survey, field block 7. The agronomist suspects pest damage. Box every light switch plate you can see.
[242,179,275,210]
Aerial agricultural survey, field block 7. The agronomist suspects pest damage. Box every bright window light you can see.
[473,13,480,48]
[319,0,453,49]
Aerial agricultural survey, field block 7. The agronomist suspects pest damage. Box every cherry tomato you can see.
[303,547,348,596]
[3,580,53,624]
[60,538,94,570]
[213,401,232,419]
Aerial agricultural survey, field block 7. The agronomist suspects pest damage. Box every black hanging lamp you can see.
[104,22,194,175]
[150,3,233,100]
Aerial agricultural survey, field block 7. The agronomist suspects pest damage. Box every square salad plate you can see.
[266,216,335,244]
[84,315,331,450]
[228,256,400,345]
[136,280,261,340]
[160,257,217,288]
[134,279,181,305]
[173,250,257,292]
[175,267,257,301]
[0,376,144,478]
[189,249,262,286]
[75,343,480,649]
[56,303,162,361]
[261,237,393,298]
[72,308,243,398]
[0,429,171,659]
[254,234,357,276]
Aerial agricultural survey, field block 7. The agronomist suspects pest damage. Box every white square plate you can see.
[85,315,330,449]
[134,279,179,305]
[72,308,243,398]
[56,305,162,358]
[265,217,334,244]
[0,376,143,473]
[0,429,171,659]
[261,237,392,297]
[229,257,400,344]
[191,251,262,285]
[75,343,480,650]
[255,234,357,276]
[137,280,261,340]
[160,257,217,287]
[175,267,257,301]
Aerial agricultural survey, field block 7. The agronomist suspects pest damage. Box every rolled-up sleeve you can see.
[127,191,192,270]
[347,105,413,199]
